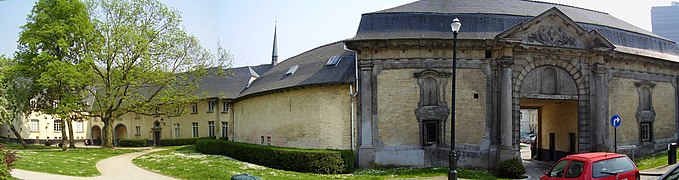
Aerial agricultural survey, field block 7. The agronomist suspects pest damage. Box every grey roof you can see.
[352,0,679,55]
[239,42,356,98]
[196,64,271,99]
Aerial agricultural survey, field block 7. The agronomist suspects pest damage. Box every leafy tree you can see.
[0,55,30,148]
[86,0,228,148]
[15,0,94,150]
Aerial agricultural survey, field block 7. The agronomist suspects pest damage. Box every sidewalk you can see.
[11,148,179,180]
[640,164,675,176]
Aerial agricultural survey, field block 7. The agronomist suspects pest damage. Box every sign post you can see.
[610,114,622,153]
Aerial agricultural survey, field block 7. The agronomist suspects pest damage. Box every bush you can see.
[0,144,16,180]
[118,138,148,147]
[497,158,526,178]
[44,141,52,146]
[159,137,216,146]
[196,139,354,174]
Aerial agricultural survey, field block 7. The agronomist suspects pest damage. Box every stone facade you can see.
[233,85,354,149]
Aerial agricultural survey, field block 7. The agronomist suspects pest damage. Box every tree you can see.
[15,0,94,150]
[0,55,31,149]
[86,0,228,148]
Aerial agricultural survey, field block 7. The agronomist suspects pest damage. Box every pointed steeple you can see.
[271,22,278,66]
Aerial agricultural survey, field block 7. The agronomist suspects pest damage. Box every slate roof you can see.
[195,64,271,99]
[352,0,679,56]
[239,42,356,98]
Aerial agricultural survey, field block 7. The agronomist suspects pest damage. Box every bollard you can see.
[669,143,677,165]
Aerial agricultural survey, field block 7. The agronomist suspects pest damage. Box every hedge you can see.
[118,138,148,147]
[159,137,215,146]
[196,139,355,174]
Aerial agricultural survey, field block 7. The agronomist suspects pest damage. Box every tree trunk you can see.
[67,119,76,149]
[101,117,114,148]
[9,125,28,148]
[61,120,67,151]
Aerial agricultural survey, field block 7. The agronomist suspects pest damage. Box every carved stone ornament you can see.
[636,110,656,122]
[415,106,450,122]
[526,26,576,47]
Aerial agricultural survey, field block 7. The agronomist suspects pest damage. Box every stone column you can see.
[592,63,609,151]
[358,64,375,168]
[499,58,514,149]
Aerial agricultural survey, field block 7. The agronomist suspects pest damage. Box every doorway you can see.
[114,124,127,146]
[520,99,578,161]
[91,126,102,145]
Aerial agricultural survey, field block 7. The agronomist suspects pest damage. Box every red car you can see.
[540,152,640,180]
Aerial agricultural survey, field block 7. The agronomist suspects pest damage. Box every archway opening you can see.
[114,124,127,146]
[520,99,578,161]
[91,126,102,145]
[518,65,581,161]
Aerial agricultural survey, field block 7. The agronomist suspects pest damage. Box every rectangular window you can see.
[267,136,271,145]
[75,121,84,133]
[191,103,198,113]
[54,120,62,132]
[208,121,215,137]
[208,100,215,112]
[135,126,141,135]
[222,101,229,113]
[221,122,228,138]
[641,122,653,142]
[135,113,140,119]
[261,136,265,144]
[174,123,180,138]
[30,119,39,132]
[192,122,199,137]
[423,121,438,145]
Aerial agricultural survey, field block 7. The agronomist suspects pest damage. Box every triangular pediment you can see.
[496,7,614,50]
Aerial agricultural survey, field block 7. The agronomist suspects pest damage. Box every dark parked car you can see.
[540,152,640,180]
[658,163,679,180]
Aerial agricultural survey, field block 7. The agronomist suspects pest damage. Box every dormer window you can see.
[286,65,299,75]
[325,56,341,66]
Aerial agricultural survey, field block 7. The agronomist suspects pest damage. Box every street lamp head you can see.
[451,18,461,33]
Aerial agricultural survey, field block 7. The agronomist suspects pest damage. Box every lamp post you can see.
[449,18,461,180]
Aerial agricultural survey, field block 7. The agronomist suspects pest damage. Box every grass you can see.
[8,144,138,177]
[634,150,679,170]
[134,145,501,180]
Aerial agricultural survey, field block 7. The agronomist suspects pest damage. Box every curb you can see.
[639,171,664,176]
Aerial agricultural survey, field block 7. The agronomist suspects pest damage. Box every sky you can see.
[0,0,677,67]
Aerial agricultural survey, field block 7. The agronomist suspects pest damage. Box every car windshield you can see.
[592,157,636,178]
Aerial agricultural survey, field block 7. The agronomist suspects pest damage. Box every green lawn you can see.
[133,146,499,180]
[634,150,679,170]
[10,145,137,177]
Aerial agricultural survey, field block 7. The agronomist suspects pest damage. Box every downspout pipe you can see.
[344,44,359,151]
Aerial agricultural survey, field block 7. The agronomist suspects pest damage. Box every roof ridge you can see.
[279,41,344,64]
[522,0,608,15]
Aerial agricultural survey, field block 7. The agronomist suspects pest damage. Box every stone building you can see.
[4,0,679,171]
[346,0,679,169]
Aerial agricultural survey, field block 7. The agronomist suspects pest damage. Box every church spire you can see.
[271,22,278,66]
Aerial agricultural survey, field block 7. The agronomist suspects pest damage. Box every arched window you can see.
[422,77,438,106]
[640,87,651,110]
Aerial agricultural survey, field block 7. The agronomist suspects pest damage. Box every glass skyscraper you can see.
[652,2,679,43]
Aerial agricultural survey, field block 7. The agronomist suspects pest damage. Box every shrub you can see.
[0,144,16,179]
[158,138,198,146]
[44,141,52,146]
[497,158,526,178]
[196,139,354,174]
[118,138,148,147]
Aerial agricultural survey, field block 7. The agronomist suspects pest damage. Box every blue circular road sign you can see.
[611,114,622,128]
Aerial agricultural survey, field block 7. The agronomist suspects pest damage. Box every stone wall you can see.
[232,85,354,149]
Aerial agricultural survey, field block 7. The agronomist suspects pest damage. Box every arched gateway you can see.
[344,0,679,170]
